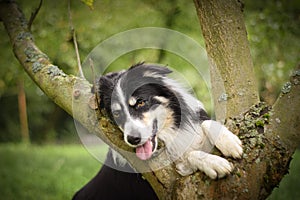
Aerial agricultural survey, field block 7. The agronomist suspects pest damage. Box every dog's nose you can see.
[127,135,141,145]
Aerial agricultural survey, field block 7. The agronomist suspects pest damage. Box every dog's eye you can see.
[136,99,146,108]
[112,110,120,118]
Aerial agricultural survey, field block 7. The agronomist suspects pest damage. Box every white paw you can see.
[215,129,243,159]
[201,120,243,159]
[176,161,194,176]
[188,151,233,179]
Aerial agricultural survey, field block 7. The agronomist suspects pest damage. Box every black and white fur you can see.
[98,63,243,178]
[73,63,243,199]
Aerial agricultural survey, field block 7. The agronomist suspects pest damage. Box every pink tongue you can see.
[136,140,153,160]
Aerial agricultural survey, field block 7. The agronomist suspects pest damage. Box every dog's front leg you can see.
[201,120,243,159]
[176,151,233,179]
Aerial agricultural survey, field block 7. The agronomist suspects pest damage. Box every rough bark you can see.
[193,0,260,121]
[1,0,300,199]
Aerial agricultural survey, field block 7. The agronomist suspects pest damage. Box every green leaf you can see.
[81,0,94,9]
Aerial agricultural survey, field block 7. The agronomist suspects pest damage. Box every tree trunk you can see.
[17,76,30,143]
[194,0,259,121]
[0,0,299,199]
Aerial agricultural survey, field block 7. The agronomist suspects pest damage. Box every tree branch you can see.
[193,0,260,121]
[0,0,75,116]
[68,0,85,78]
[267,63,300,150]
[28,0,43,31]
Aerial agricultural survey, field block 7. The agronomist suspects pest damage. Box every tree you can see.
[0,0,299,199]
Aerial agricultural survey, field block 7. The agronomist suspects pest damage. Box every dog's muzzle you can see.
[126,119,158,160]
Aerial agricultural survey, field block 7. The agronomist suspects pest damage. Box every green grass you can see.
[0,144,105,200]
[0,144,299,199]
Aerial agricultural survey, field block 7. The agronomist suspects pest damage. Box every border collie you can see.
[73,63,243,199]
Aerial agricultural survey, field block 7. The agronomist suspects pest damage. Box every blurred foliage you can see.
[81,0,94,10]
[0,0,299,143]
[244,0,300,103]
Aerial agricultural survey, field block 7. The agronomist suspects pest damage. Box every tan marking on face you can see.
[142,112,152,126]
[142,107,174,134]
[161,109,174,130]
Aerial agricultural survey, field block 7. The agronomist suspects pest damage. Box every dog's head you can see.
[96,63,180,160]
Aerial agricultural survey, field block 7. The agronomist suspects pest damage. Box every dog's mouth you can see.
[135,135,157,160]
[135,119,158,160]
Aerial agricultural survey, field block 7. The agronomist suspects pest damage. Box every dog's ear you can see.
[129,63,172,78]
[103,70,126,81]
[143,64,172,78]
[93,71,124,110]
[92,71,123,93]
